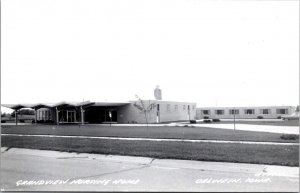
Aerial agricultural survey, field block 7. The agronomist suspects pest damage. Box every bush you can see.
[280,134,299,140]
[1,120,6,123]
[277,116,282,119]
[19,120,25,123]
[212,119,220,122]
[257,116,264,119]
[45,120,54,123]
[190,120,196,124]
[203,116,209,119]
[203,119,212,123]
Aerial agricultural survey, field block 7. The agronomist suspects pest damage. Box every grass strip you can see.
[2,135,298,166]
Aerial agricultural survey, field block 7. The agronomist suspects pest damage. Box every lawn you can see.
[2,124,299,143]
[2,135,298,166]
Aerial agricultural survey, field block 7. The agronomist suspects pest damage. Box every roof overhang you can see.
[1,104,34,110]
[92,102,130,107]
[53,101,95,108]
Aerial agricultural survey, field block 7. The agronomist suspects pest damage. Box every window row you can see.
[166,104,196,112]
[202,108,289,115]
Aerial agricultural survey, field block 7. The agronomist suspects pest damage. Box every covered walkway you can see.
[2,101,129,125]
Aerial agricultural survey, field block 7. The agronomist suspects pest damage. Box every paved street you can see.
[192,123,299,134]
[1,147,299,192]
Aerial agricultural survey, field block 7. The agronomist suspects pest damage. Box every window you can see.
[193,105,195,110]
[215,110,224,115]
[202,110,210,115]
[167,104,171,112]
[229,109,239,115]
[175,105,178,111]
[244,109,255,114]
[183,105,186,110]
[260,109,270,114]
[276,109,288,114]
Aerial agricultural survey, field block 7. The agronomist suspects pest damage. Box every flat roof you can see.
[92,102,130,107]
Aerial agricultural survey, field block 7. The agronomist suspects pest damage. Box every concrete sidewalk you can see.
[1,147,299,191]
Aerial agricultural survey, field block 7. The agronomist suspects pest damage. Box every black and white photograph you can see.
[0,0,299,192]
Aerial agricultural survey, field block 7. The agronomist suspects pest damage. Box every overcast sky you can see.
[1,0,299,112]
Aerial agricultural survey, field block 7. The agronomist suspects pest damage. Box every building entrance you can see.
[59,110,78,123]
[85,107,118,123]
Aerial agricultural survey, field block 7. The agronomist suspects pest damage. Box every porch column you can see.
[74,110,77,122]
[81,106,84,125]
[15,109,18,125]
[34,108,37,124]
[56,107,59,125]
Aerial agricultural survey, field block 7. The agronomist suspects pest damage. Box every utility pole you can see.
[233,108,236,131]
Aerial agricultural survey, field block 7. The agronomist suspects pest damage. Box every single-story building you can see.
[2,100,197,125]
[196,106,296,119]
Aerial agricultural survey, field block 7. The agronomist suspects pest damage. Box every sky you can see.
[1,0,299,113]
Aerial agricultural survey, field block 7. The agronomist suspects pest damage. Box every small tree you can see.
[133,95,157,128]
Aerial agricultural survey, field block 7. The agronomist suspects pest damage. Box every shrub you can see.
[19,120,25,123]
[203,116,209,119]
[189,120,196,124]
[1,120,6,123]
[277,116,282,119]
[280,134,299,140]
[212,119,220,122]
[257,116,264,119]
[203,119,212,123]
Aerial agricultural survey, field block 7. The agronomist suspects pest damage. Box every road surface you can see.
[1,147,299,192]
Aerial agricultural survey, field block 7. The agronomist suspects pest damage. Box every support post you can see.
[233,108,236,131]
[56,107,59,125]
[81,106,84,125]
[34,108,37,124]
[15,109,18,125]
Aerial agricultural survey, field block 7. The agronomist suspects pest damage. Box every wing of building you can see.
[2,100,197,125]
[196,106,297,119]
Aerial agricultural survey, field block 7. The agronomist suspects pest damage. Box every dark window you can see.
[202,110,210,115]
[215,110,224,115]
[276,109,288,114]
[260,109,270,114]
[229,109,239,115]
[244,109,255,114]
